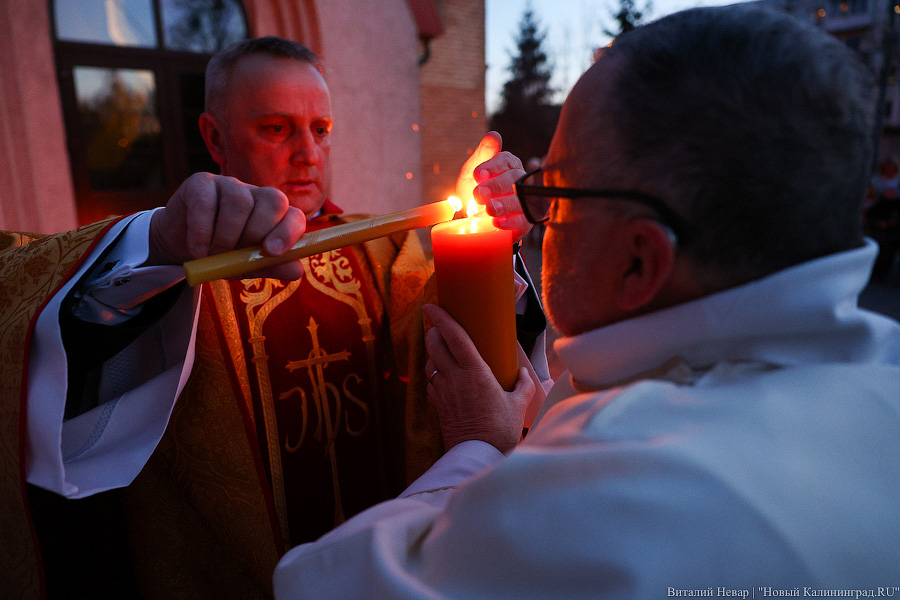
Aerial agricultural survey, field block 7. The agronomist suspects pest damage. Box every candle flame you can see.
[447,196,464,213]
[466,198,480,218]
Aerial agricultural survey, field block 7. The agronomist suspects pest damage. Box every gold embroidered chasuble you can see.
[0,221,119,600]
[0,207,442,600]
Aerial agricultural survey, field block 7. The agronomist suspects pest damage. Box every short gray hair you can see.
[205,36,322,118]
[599,5,873,280]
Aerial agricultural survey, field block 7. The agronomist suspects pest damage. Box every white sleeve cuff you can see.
[400,440,504,498]
[25,211,201,498]
[72,208,186,325]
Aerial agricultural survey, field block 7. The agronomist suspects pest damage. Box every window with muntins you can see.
[52,0,248,224]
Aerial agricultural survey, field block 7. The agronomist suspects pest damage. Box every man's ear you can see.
[616,220,677,312]
[198,112,226,168]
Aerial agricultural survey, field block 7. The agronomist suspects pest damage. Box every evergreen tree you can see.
[603,0,652,38]
[489,7,560,164]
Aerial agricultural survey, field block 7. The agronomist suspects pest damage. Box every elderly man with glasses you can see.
[274,5,900,597]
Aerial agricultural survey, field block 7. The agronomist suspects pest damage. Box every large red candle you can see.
[431,214,518,391]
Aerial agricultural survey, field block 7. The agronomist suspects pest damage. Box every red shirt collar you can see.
[319,198,343,216]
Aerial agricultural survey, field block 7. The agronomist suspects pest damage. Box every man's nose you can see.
[290,129,318,165]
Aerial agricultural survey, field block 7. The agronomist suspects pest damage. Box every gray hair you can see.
[205,36,322,119]
[599,5,873,280]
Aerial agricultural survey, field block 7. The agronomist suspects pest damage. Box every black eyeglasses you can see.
[514,167,693,244]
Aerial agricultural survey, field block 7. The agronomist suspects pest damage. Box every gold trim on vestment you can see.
[209,280,254,417]
[237,277,301,547]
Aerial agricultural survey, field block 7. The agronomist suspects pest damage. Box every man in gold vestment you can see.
[0,37,543,599]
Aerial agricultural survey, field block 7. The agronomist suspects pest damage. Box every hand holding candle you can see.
[183,198,461,285]
[147,173,308,281]
[423,303,534,453]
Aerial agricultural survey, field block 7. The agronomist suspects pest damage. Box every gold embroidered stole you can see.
[204,214,441,547]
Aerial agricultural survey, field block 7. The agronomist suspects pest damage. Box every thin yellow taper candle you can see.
[183,199,460,286]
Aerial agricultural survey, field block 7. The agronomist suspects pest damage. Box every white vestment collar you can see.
[554,238,900,390]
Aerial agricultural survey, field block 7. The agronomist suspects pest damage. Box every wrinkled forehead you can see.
[229,54,329,95]
[223,54,332,115]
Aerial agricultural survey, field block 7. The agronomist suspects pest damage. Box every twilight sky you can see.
[485,0,748,113]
